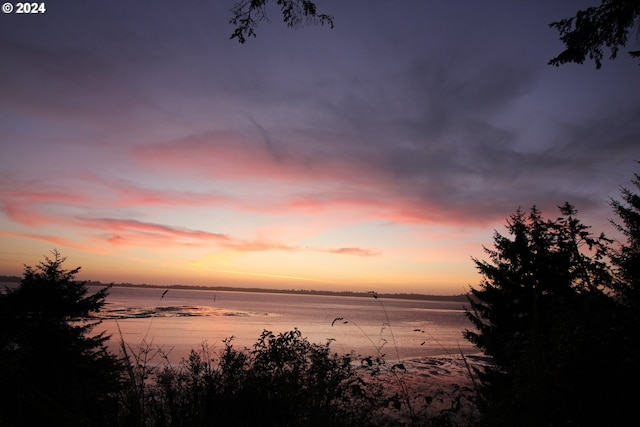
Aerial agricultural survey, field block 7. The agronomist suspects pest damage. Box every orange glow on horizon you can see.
[218,269,338,284]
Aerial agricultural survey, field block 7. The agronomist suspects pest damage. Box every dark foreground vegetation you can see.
[118,329,389,427]
[2,172,640,426]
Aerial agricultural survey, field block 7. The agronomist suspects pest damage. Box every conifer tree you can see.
[610,172,640,308]
[0,250,122,426]
[608,172,640,407]
[465,204,618,425]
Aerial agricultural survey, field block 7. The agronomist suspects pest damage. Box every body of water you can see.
[1,281,476,363]
[96,285,476,364]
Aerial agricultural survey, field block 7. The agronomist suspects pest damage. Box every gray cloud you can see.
[2,0,638,229]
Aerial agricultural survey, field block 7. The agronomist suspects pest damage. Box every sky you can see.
[1,1,638,295]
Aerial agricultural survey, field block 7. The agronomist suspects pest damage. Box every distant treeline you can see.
[1,274,466,302]
[101,281,468,302]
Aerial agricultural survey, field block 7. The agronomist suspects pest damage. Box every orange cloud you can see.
[322,247,380,257]
[219,269,337,284]
[76,217,232,246]
[2,230,89,252]
[73,217,378,257]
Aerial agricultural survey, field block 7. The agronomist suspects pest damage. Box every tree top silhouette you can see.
[230,0,334,43]
[549,0,640,68]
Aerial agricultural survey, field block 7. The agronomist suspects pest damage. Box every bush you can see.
[120,329,386,427]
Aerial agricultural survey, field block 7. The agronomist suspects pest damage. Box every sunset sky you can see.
[1,1,638,295]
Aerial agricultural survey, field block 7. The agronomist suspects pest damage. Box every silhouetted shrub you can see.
[119,329,387,427]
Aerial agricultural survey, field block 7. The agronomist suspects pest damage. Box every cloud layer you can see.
[1,0,638,293]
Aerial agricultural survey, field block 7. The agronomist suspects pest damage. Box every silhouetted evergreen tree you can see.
[611,171,640,308]
[464,204,625,426]
[609,171,640,406]
[0,250,122,426]
[549,0,640,68]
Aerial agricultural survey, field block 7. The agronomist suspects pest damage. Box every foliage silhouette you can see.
[608,170,640,408]
[119,329,387,427]
[229,0,334,43]
[464,201,634,425]
[0,250,122,426]
[227,1,640,70]
[610,170,640,308]
[549,0,640,68]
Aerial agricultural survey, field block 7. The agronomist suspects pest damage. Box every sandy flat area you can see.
[368,353,492,426]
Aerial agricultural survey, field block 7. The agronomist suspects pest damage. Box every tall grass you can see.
[332,292,482,426]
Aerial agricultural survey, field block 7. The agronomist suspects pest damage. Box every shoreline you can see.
[102,281,469,302]
[1,276,468,302]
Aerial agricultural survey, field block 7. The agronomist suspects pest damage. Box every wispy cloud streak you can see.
[74,217,378,256]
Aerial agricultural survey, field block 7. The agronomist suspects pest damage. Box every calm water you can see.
[1,281,476,363]
[97,286,475,363]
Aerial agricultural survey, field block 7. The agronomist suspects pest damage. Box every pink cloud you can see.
[225,240,297,252]
[2,202,52,227]
[0,179,384,256]
[129,137,507,227]
[0,186,89,226]
[75,217,376,256]
[323,247,380,257]
[108,179,233,208]
[131,133,386,186]
[76,217,232,245]
[80,175,271,213]
[1,230,90,252]
[281,189,502,227]
[0,170,503,241]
